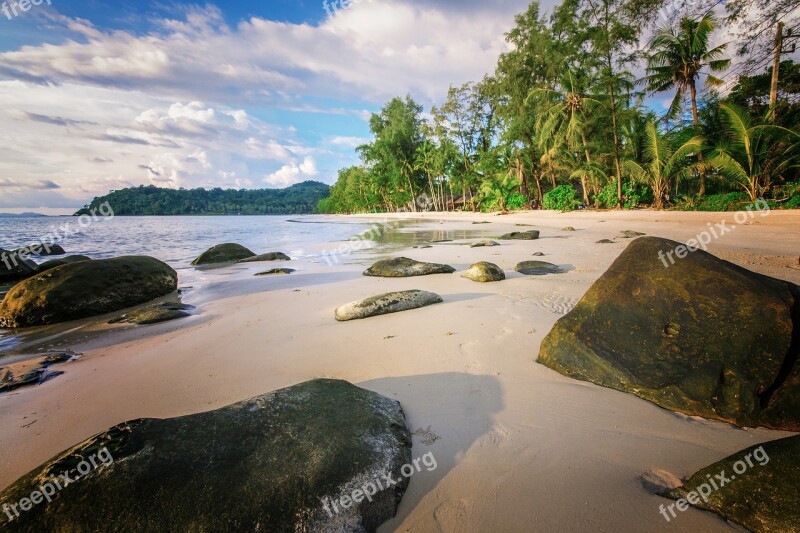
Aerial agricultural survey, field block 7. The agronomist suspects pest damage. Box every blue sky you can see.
[0,0,750,213]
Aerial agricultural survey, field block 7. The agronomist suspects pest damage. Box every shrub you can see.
[592,181,653,209]
[506,193,527,210]
[543,184,580,211]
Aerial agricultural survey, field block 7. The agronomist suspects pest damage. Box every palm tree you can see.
[644,12,730,196]
[623,122,703,209]
[709,104,800,202]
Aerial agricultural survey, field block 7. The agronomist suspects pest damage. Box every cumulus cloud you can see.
[265,156,319,187]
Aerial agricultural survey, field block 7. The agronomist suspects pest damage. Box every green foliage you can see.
[542,184,580,210]
[75,182,330,216]
[593,180,653,208]
[506,193,528,210]
[676,192,749,211]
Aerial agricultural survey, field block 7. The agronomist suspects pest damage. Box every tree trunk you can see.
[607,62,624,208]
[690,82,706,197]
[770,22,784,121]
[580,133,592,205]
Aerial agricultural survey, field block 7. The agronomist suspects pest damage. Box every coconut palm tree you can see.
[623,122,703,209]
[644,12,730,196]
[709,104,800,202]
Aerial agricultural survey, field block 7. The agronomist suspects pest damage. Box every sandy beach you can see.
[1,209,798,532]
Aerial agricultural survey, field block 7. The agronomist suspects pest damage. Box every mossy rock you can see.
[238,252,291,263]
[596,239,616,244]
[37,255,91,273]
[619,230,646,238]
[363,257,455,278]
[664,436,800,532]
[0,379,412,532]
[14,243,66,256]
[538,237,800,430]
[191,243,255,266]
[255,268,295,276]
[109,302,194,325]
[469,240,500,248]
[499,230,540,240]
[0,256,178,328]
[562,227,576,232]
[515,261,563,276]
[336,290,443,321]
[0,248,38,284]
[462,262,505,283]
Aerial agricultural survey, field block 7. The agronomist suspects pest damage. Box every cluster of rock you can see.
[190,243,290,266]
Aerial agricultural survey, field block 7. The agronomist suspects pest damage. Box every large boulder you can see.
[462,262,505,283]
[239,252,291,263]
[363,257,455,277]
[0,379,412,533]
[36,255,91,273]
[14,243,66,256]
[664,436,800,532]
[336,290,443,321]
[0,249,38,284]
[191,243,255,266]
[538,237,800,430]
[0,256,178,328]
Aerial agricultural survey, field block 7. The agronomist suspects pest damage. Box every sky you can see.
[0,0,544,214]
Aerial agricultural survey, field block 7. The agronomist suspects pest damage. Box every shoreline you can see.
[0,209,798,531]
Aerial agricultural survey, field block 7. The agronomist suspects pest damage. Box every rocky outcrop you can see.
[462,262,505,283]
[14,243,66,256]
[336,290,443,321]
[0,248,38,284]
[538,237,800,430]
[363,257,455,278]
[191,243,256,266]
[0,256,178,328]
[36,255,91,273]
[0,379,413,533]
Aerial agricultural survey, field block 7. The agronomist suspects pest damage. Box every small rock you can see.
[109,302,194,325]
[532,252,545,257]
[413,245,433,249]
[335,290,443,321]
[619,230,646,238]
[239,252,291,263]
[462,262,505,282]
[499,230,540,240]
[470,240,500,248]
[255,268,295,276]
[515,261,563,276]
[472,221,491,225]
[596,239,616,244]
[562,227,576,232]
[192,243,255,265]
[364,257,455,277]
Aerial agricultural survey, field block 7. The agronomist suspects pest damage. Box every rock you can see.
[14,243,66,256]
[538,237,800,430]
[109,302,194,325]
[0,352,79,393]
[619,230,646,238]
[462,262,505,283]
[0,379,412,533]
[469,240,500,248]
[0,248,38,284]
[335,290,442,321]
[562,227,576,232]
[37,255,91,273]
[472,221,491,224]
[431,239,452,243]
[664,436,800,532]
[238,252,291,263]
[532,252,546,257]
[0,256,178,328]
[515,261,563,275]
[499,230,540,240]
[363,257,455,278]
[596,239,616,244]
[191,243,255,266]
[255,268,296,276]
[412,245,433,249]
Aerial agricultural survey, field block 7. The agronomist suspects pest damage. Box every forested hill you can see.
[74,181,331,216]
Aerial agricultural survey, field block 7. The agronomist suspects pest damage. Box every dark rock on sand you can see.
[0,248,38,283]
[0,352,79,393]
[596,239,616,244]
[532,252,546,257]
[472,221,491,224]
[255,268,295,276]
[0,256,178,328]
[619,230,646,238]
[336,290,442,321]
[14,243,66,256]
[469,240,499,248]
[37,255,91,273]
[363,257,455,277]
[538,236,800,430]
[515,261,563,276]
[191,243,255,266]
[499,230,540,240]
[238,252,291,263]
[664,436,800,532]
[562,227,576,232]
[109,302,194,325]
[462,262,505,283]
[0,379,412,533]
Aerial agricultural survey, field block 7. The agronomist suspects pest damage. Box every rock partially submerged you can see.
[37,255,91,273]
[363,257,455,277]
[255,268,295,276]
[0,379,412,532]
[0,352,79,393]
[462,262,505,283]
[0,248,38,284]
[515,261,563,275]
[0,256,178,328]
[336,290,442,321]
[469,240,500,248]
[538,236,800,430]
[664,436,800,532]
[191,243,255,266]
[239,252,291,263]
[499,230,540,240]
[109,302,194,325]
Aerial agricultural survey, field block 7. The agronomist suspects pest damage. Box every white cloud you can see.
[265,156,319,187]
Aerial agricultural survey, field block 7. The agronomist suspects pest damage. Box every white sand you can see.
[1,209,798,532]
